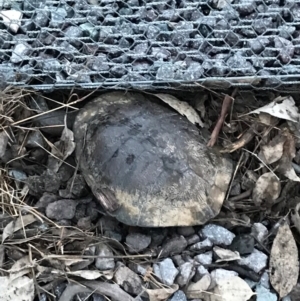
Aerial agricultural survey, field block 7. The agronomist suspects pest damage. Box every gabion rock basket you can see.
[0,0,299,90]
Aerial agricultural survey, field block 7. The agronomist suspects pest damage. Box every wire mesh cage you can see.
[0,0,299,91]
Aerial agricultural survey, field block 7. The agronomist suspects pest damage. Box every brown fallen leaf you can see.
[146,284,179,301]
[259,134,286,165]
[2,214,37,243]
[276,128,300,182]
[252,172,281,207]
[48,120,76,172]
[209,276,254,301]
[247,96,300,123]
[10,256,33,280]
[269,221,299,298]
[154,93,204,127]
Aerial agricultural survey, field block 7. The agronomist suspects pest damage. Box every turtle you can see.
[73,91,233,227]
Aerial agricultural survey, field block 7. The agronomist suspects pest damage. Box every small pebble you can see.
[50,7,67,27]
[169,290,187,301]
[35,193,57,210]
[8,169,27,181]
[95,243,115,270]
[259,271,270,289]
[46,199,77,220]
[194,251,213,265]
[237,248,268,273]
[153,258,179,286]
[126,233,151,253]
[194,265,209,281]
[34,10,50,27]
[26,131,45,148]
[114,264,143,295]
[210,269,238,289]
[177,226,195,237]
[229,234,254,255]
[172,255,185,267]
[190,238,213,251]
[176,262,195,287]
[160,236,188,257]
[0,9,22,33]
[128,262,149,276]
[256,284,277,301]
[134,42,148,55]
[186,234,200,245]
[11,43,31,63]
[200,224,235,246]
[77,216,92,230]
[251,223,268,244]
[64,26,83,47]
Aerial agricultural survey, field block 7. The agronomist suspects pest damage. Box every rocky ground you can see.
[0,0,299,88]
[0,87,300,301]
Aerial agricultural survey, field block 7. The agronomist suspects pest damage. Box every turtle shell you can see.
[73,92,233,227]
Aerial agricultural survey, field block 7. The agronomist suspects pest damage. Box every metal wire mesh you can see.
[0,0,300,90]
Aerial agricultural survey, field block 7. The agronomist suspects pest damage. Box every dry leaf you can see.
[209,276,254,301]
[248,96,300,123]
[259,134,286,165]
[2,214,37,243]
[0,275,34,301]
[66,270,106,280]
[154,93,204,127]
[214,246,241,262]
[252,172,281,207]
[50,122,75,172]
[145,284,179,301]
[270,221,299,298]
[186,274,211,299]
[10,256,32,280]
[276,129,300,182]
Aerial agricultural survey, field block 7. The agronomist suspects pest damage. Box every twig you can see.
[242,148,279,180]
[207,88,237,147]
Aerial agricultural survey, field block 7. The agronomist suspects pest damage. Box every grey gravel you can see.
[95,243,115,270]
[46,199,77,220]
[251,223,268,244]
[194,251,213,265]
[126,233,151,253]
[8,169,27,181]
[172,255,185,266]
[190,238,213,251]
[35,193,57,210]
[237,248,268,273]
[77,216,92,230]
[210,269,238,289]
[11,43,31,63]
[229,234,254,255]
[50,7,67,27]
[114,264,143,295]
[186,234,200,245]
[160,236,188,257]
[153,258,179,286]
[256,284,277,301]
[200,224,235,246]
[26,131,45,148]
[194,265,209,281]
[259,271,270,289]
[176,262,195,287]
[168,290,187,301]
[177,226,195,237]
[64,26,83,47]
[34,10,50,27]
